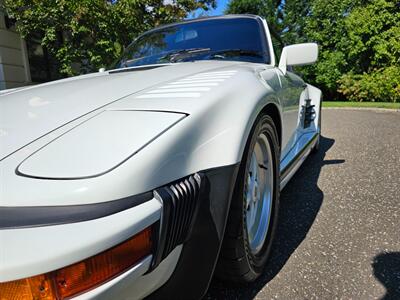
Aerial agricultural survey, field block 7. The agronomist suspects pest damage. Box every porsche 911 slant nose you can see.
[0,173,199,300]
[0,196,162,299]
[0,61,242,162]
[0,165,238,300]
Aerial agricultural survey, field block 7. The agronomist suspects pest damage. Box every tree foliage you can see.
[2,0,215,75]
[3,0,399,101]
[227,0,400,102]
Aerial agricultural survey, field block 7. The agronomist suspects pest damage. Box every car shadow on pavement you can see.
[206,136,345,299]
[372,252,400,300]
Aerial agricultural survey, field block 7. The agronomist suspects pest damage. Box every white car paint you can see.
[279,43,319,74]
[0,14,322,300]
[18,111,186,178]
[74,247,182,300]
[1,61,277,207]
[0,62,240,161]
[0,198,161,282]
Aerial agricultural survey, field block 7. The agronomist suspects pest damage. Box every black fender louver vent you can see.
[151,174,202,268]
[301,98,316,128]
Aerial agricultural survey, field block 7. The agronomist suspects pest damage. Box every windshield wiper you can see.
[208,49,265,59]
[160,48,211,63]
[120,56,145,68]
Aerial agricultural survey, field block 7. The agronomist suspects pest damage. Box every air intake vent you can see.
[152,174,202,268]
[301,98,316,128]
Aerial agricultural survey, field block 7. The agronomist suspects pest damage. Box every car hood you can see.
[0,61,244,161]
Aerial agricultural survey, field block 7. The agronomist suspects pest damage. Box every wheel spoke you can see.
[245,133,274,255]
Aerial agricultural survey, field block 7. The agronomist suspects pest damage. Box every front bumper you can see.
[148,163,239,300]
[0,164,239,299]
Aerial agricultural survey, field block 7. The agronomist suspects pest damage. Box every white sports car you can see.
[0,15,321,300]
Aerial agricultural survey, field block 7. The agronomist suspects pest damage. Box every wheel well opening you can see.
[261,104,282,149]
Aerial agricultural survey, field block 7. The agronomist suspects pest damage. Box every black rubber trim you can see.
[0,191,153,229]
[150,173,202,271]
[147,163,240,300]
[109,64,167,74]
[151,189,172,270]
[280,133,318,180]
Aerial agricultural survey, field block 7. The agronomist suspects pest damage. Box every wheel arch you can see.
[260,103,282,150]
[215,105,282,283]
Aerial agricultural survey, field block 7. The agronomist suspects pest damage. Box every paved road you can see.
[206,109,400,300]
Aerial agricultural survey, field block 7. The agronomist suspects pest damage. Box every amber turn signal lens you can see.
[54,226,152,299]
[0,227,153,300]
[0,274,55,300]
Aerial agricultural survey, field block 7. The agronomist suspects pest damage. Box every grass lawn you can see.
[323,101,400,109]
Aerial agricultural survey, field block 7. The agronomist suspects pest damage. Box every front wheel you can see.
[216,114,280,283]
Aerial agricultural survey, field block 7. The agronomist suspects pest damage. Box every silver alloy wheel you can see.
[245,133,274,255]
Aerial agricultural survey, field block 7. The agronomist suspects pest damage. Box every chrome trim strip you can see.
[280,133,318,183]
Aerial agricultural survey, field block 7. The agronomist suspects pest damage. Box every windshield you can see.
[111,17,270,69]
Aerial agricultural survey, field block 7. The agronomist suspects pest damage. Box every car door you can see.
[275,68,306,159]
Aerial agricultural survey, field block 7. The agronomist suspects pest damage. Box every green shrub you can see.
[338,66,400,103]
[3,0,216,76]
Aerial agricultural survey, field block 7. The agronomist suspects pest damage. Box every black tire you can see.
[215,114,280,283]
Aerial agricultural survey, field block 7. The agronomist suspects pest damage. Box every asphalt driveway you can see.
[206,109,400,299]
